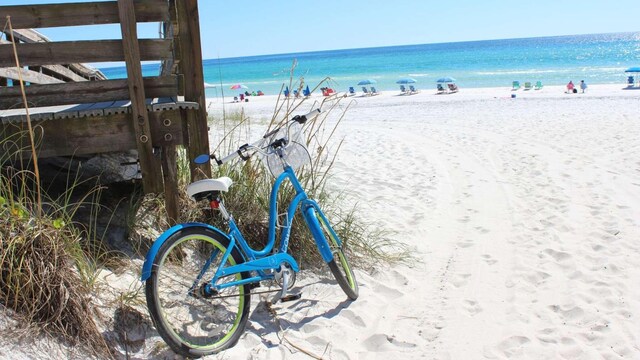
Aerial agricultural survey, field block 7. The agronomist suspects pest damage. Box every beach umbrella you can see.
[357,79,377,86]
[624,67,640,72]
[396,78,417,84]
[436,76,456,83]
[230,84,248,90]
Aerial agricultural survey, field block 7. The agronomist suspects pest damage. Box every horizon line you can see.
[98,30,638,70]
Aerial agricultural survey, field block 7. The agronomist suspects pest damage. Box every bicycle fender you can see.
[140,222,230,281]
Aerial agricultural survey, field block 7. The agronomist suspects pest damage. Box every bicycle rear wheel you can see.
[145,227,250,358]
[311,209,359,300]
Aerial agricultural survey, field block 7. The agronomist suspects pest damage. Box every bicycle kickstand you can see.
[271,265,302,304]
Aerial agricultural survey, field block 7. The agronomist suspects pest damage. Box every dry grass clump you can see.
[201,83,414,268]
[0,164,112,357]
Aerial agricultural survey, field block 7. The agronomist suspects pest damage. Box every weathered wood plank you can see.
[39,64,89,82]
[5,28,51,43]
[1,109,184,158]
[118,0,163,194]
[67,63,107,80]
[176,0,210,180]
[0,76,177,110]
[0,39,173,67]
[0,67,65,84]
[0,0,169,29]
[3,30,106,80]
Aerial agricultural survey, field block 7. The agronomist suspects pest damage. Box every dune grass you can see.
[190,87,414,269]
[0,141,113,357]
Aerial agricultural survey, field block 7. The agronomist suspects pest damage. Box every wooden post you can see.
[175,0,211,181]
[117,0,163,194]
[161,145,179,225]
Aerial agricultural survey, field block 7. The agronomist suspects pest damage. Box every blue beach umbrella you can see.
[436,76,456,83]
[396,77,417,84]
[357,79,377,86]
[624,67,640,72]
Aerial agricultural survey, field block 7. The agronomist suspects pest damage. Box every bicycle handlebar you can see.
[207,108,321,166]
[292,108,321,124]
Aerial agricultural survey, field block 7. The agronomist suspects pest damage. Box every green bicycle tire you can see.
[144,227,251,357]
[316,213,359,300]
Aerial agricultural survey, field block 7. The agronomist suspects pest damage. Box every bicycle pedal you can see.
[280,293,302,303]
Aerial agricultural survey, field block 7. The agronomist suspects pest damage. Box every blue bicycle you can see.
[141,109,358,357]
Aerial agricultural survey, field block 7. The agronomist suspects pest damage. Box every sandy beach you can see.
[201,84,640,359]
[3,84,638,359]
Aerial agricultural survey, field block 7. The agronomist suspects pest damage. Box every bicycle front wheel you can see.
[311,209,359,300]
[144,227,250,358]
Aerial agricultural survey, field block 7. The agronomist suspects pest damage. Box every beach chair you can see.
[437,84,446,94]
[370,86,379,95]
[628,76,635,88]
[512,81,520,90]
[534,81,543,90]
[348,87,356,96]
[524,82,533,90]
[293,89,300,98]
[399,85,408,95]
[409,85,419,94]
[447,83,459,93]
[362,87,370,96]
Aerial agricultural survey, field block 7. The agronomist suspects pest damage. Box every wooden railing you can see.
[0,0,211,222]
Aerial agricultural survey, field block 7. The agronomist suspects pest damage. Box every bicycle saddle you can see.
[187,177,233,201]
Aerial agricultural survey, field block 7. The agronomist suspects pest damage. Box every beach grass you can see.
[199,95,414,268]
[0,140,113,357]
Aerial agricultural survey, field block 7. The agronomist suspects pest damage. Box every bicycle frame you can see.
[206,164,335,291]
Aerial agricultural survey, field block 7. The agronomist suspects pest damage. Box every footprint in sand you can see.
[536,327,558,344]
[495,335,531,358]
[462,299,483,315]
[457,240,474,248]
[372,283,404,300]
[542,248,572,263]
[481,254,498,265]
[362,334,417,351]
[458,215,471,223]
[475,226,491,234]
[340,309,366,327]
[450,273,471,288]
[523,270,551,286]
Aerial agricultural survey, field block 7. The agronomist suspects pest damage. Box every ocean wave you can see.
[408,73,431,77]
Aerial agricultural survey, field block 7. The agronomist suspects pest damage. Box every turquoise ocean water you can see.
[100,32,640,97]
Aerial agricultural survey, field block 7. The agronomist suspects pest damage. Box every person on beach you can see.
[566,80,575,93]
[580,80,587,93]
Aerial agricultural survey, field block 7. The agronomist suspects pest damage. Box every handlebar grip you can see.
[218,150,240,165]
[293,108,321,124]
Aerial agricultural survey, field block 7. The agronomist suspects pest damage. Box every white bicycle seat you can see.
[186,177,233,200]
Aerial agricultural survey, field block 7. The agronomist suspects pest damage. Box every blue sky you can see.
[4,0,639,63]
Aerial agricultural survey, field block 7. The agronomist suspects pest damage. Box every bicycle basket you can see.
[261,121,311,177]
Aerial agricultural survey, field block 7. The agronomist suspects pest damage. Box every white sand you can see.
[205,84,640,359]
[3,84,639,359]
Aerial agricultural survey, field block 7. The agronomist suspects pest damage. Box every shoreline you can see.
[207,83,640,107]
